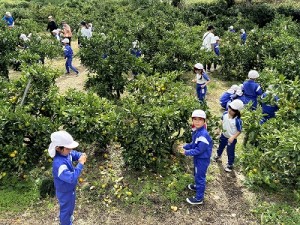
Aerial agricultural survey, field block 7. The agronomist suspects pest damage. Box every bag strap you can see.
[202,32,210,41]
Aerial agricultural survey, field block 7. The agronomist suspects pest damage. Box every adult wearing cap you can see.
[214,99,244,172]
[2,12,14,28]
[201,25,215,72]
[242,70,263,110]
[192,63,211,102]
[46,16,58,35]
[48,131,87,225]
[180,110,213,204]
[62,38,79,75]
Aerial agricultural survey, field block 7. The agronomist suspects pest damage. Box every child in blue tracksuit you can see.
[180,110,213,205]
[260,88,279,124]
[214,99,244,172]
[48,131,87,225]
[130,40,142,77]
[219,84,239,109]
[240,29,247,45]
[192,63,211,102]
[62,38,79,75]
[213,36,220,70]
[242,70,263,110]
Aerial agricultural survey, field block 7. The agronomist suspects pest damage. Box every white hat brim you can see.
[48,141,79,158]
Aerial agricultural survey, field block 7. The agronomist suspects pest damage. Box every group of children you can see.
[185,59,279,205]
[219,70,279,123]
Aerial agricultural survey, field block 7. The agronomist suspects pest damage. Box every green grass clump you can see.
[0,176,39,212]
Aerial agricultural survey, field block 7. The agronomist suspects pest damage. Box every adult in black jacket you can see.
[47,16,58,34]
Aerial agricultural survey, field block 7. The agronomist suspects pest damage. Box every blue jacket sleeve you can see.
[256,85,263,96]
[183,143,193,150]
[235,118,242,132]
[58,163,84,184]
[71,150,82,161]
[185,140,209,156]
[203,73,210,81]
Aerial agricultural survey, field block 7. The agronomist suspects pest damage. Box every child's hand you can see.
[192,79,196,83]
[79,153,87,164]
[179,148,185,155]
[228,137,234,144]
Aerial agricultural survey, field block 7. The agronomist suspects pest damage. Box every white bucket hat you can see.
[61,38,69,44]
[229,99,244,111]
[132,40,139,48]
[48,131,79,158]
[192,110,206,119]
[248,70,259,79]
[19,34,29,41]
[227,84,239,94]
[194,63,204,70]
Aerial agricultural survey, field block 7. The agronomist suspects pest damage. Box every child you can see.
[52,29,61,41]
[2,12,14,28]
[260,85,279,124]
[219,84,239,109]
[192,63,211,102]
[213,36,220,70]
[62,38,79,76]
[228,25,235,33]
[240,29,247,45]
[242,70,263,110]
[180,110,213,205]
[130,40,142,77]
[214,99,244,172]
[48,131,87,225]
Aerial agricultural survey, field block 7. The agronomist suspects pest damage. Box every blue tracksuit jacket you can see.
[220,92,232,109]
[64,45,73,59]
[242,79,263,110]
[53,150,83,225]
[214,43,220,56]
[241,32,247,44]
[260,92,279,124]
[183,126,213,200]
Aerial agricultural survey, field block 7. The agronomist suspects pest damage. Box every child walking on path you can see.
[214,99,244,172]
[192,63,211,103]
[48,131,87,225]
[180,110,213,205]
[62,38,79,76]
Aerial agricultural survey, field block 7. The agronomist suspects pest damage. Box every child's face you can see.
[192,117,205,129]
[59,147,72,156]
[228,107,236,118]
[194,68,202,74]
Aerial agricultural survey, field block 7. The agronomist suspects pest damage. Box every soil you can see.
[4,45,259,225]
